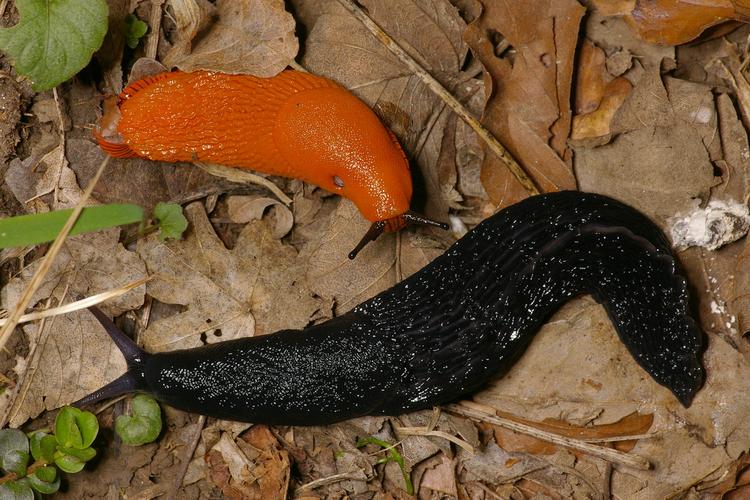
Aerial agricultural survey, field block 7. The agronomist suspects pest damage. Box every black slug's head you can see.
[73,307,151,408]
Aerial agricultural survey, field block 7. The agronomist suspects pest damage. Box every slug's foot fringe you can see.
[93,129,140,159]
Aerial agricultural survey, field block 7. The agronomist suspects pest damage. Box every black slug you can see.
[78,191,704,424]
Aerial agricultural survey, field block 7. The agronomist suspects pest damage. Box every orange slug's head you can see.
[275,83,447,257]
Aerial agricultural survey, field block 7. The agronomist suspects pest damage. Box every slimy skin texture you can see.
[97,71,412,224]
[79,192,705,424]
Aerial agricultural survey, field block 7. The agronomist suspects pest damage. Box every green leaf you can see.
[0,0,109,91]
[57,446,95,462]
[0,430,29,476]
[28,467,59,495]
[124,14,148,49]
[153,203,188,242]
[0,481,34,500]
[29,433,55,463]
[31,466,55,483]
[54,407,98,450]
[115,395,162,446]
[1,451,28,478]
[356,436,414,495]
[0,203,144,249]
[53,452,85,474]
[54,408,82,449]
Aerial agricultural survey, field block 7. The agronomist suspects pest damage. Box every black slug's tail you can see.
[73,307,150,407]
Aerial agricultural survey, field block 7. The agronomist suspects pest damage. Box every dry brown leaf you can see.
[572,40,633,141]
[137,202,322,351]
[226,195,294,239]
[626,0,738,46]
[0,229,147,426]
[488,411,653,457]
[301,200,397,314]
[463,0,583,208]
[206,426,290,499]
[574,68,717,225]
[415,453,456,496]
[164,0,298,77]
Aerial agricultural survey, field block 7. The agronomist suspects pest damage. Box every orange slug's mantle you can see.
[96,70,413,224]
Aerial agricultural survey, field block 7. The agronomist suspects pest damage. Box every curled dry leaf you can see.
[572,40,633,141]
[164,0,298,77]
[594,0,748,45]
[137,202,322,350]
[226,195,294,239]
[463,0,583,208]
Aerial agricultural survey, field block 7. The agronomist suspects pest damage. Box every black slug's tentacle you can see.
[73,307,150,407]
[80,191,704,424]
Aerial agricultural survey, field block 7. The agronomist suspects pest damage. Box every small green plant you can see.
[0,407,99,497]
[115,395,162,446]
[124,14,148,49]
[0,0,109,90]
[152,202,189,242]
[356,436,414,495]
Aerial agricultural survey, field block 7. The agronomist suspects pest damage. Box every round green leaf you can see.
[57,446,95,462]
[0,430,29,476]
[0,481,33,500]
[153,203,188,242]
[28,433,55,463]
[0,0,109,91]
[75,411,98,449]
[55,408,83,449]
[31,466,55,483]
[115,395,162,446]
[124,14,148,49]
[54,407,98,450]
[28,467,60,495]
[53,453,85,474]
[2,451,28,477]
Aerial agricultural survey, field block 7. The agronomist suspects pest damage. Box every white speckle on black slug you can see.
[77,191,704,424]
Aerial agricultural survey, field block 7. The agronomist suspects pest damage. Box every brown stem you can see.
[0,459,48,485]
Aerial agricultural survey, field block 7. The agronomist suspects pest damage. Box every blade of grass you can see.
[0,204,144,249]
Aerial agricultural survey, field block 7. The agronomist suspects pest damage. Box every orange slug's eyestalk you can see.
[348,211,450,259]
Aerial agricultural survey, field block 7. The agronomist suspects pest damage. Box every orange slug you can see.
[95,70,447,257]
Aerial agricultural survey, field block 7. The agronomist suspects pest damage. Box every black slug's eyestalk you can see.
[77,191,705,424]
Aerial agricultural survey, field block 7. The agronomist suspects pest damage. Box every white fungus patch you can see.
[668,199,750,251]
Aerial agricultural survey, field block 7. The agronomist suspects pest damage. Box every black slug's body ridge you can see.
[81,191,704,424]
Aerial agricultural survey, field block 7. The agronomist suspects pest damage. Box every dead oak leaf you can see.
[164,0,298,77]
[463,0,583,208]
[138,202,322,351]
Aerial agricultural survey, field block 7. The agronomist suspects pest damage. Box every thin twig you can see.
[0,156,110,358]
[334,0,540,196]
[294,471,367,495]
[146,0,166,60]
[165,415,207,500]
[0,276,151,327]
[445,402,651,471]
[195,161,292,205]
